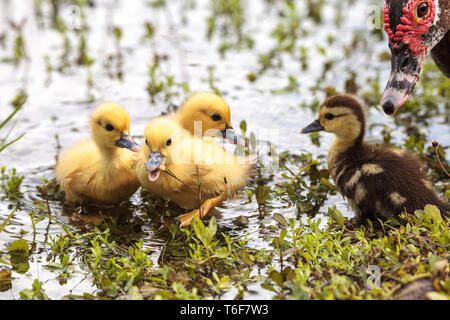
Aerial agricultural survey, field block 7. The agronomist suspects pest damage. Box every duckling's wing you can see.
[60,161,99,203]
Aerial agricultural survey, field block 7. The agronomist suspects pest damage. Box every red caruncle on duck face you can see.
[380,0,443,115]
[384,0,437,55]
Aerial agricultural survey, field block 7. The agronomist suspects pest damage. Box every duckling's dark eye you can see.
[417,2,429,18]
[145,139,148,146]
[105,123,114,131]
[211,114,222,121]
[166,138,172,146]
[325,113,335,120]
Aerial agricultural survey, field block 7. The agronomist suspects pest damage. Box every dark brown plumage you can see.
[381,0,450,115]
[302,95,449,222]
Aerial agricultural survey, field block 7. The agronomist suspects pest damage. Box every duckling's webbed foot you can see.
[179,209,201,227]
[179,182,228,227]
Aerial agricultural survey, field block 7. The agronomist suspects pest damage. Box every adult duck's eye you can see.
[211,114,222,121]
[166,138,172,146]
[325,113,335,120]
[105,123,114,131]
[417,2,429,18]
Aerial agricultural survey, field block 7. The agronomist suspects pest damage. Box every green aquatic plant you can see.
[0,93,28,202]
[307,0,325,24]
[206,0,254,56]
[20,279,49,300]
[262,207,450,300]
[1,167,24,200]
[146,63,181,104]
[276,152,335,217]
[271,1,302,53]
[0,94,27,152]
[104,26,124,81]
[2,19,29,67]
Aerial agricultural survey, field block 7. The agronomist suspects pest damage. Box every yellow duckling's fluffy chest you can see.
[133,138,255,210]
[56,140,139,205]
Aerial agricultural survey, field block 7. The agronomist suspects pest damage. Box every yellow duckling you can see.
[56,102,141,206]
[133,117,256,226]
[170,92,244,145]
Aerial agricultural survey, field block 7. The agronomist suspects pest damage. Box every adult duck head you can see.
[381,0,449,115]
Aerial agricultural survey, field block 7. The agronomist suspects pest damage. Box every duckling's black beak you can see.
[380,47,424,115]
[116,133,140,152]
[222,124,245,146]
[146,151,164,182]
[301,119,324,134]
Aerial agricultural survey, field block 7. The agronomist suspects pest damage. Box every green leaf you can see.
[0,132,25,152]
[428,255,444,267]
[239,120,247,134]
[127,286,143,300]
[192,216,212,248]
[242,250,254,266]
[414,209,424,219]
[0,97,26,130]
[46,262,64,269]
[255,186,271,205]
[328,205,345,227]
[424,204,442,223]
[250,132,257,151]
[261,283,278,293]
[212,247,231,259]
[273,213,289,228]
[9,240,30,273]
[9,239,29,255]
[208,217,217,239]
[320,177,336,190]
[279,229,287,241]
[0,211,14,233]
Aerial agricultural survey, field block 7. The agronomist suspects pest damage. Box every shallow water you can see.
[0,0,448,299]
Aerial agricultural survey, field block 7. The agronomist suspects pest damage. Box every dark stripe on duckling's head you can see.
[321,95,366,125]
[317,95,367,145]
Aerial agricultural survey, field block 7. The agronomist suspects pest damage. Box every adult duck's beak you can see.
[116,133,140,152]
[145,151,165,182]
[222,124,245,146]
[301,119,324,134]
[380,46,425,115]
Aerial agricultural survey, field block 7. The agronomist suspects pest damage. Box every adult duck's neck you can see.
[431,31,450,77]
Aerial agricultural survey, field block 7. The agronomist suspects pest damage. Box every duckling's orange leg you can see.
[179,185,228,227]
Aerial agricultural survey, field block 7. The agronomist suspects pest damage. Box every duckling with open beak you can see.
[146,150,166,182]
[133,117,256,226]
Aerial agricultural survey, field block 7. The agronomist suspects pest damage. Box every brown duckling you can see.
[381,0,450,115]
[301,95,449,222]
